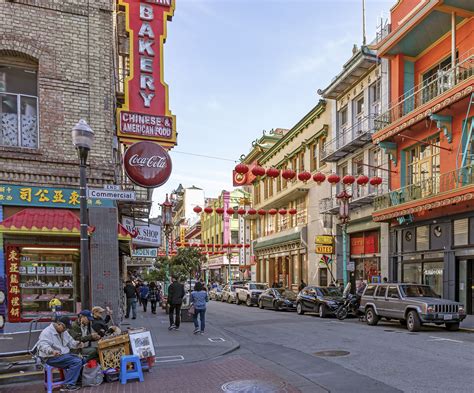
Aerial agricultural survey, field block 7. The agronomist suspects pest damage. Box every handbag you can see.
[82,361,104,386]
[188,305,195,316]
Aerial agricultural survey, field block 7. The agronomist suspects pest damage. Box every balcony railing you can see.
[322,114,378,162]
[0,92,38,149]
[375,49,474,131]
[374,164,474,212]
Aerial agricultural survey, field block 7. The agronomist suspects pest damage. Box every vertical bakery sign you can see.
[6,246,21,322]
[117,0,177,148]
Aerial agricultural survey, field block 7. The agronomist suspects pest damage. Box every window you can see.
[0,61,39,148]
[296,197,307,225]
[416,226,429,250]
[282,164,288,189]
[406,135,440,194]
[310,142,317,171]
[292,156,298,172]
[268,177,273,198]
[422,55,455,104]
[318,136,326,166]
[298,150,305,172]
[375,285,387,297]
[339,106,348,128]
[364,285,376,296]
[254,183,261,205]
[387,286,399,298]
[276,173,282,193]
[264,178,269,200]
[353,94,364,120]
[454,219,468,246]
[369,79,381,116]
[231,230,239,244]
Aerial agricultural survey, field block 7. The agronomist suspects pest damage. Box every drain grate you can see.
[222,379,288,393]
[313,350,350,357]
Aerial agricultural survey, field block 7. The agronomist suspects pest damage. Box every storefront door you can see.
[468,261,474,314]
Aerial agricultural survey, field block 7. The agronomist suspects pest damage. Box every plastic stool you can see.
[44,364,66,393]
[119,355,144,384]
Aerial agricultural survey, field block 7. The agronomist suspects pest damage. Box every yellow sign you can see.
[180,226,186,244]
[316,245,334,254]
[315,235,333,245]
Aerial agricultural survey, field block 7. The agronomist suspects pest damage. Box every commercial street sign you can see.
[315,235,334,245]
[87,188,136,201]
[131,248,158,258]
[122,216,161,247]
[316,245,334,254]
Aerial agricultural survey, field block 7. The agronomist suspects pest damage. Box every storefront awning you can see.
[0,208,134,241]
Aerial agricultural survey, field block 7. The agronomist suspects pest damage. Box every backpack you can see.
[82,362,103,386]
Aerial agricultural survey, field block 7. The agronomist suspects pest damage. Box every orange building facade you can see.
[371,0,474,312]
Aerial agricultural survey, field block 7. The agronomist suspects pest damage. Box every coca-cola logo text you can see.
[124,141,172,188]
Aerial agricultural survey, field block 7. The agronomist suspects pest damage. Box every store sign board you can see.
[123,141,172,188]
[316,245,333,254]
[87,188,136,201]
[315,235,333,245]
[124,256,155,266]
[6,246,21,322]
[131,248,158,258]
[117,0,177,146]
[347,261,355,272]
[0,184,114,209]
[350,236,364,255]
[122,216,162,246]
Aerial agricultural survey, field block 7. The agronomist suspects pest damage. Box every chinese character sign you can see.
[116,0,177,146]
[0,184,113,209]
[6,246,21,322]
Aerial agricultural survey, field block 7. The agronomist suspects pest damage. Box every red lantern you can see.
[257,209,266,216]
[251,165,266,177]
[281,169,296,180]
[356,175,369,186]
[244,244,251,248]
[235,163,249,174]
[176,242,182,247]
[184,242,190,247]
[193,206,202,213]
[370,176,383,186]
[215,207,225,214]
[268,208,278,215]
[289,208,297,215]
[342,175,355,185]
[266,168,280,178]
[207,244,213,248]
[278,208,287,215]
[226,208,235,215]
[237,208,246,215]
[199,244,206,248]
[247,208,257,215]
[327,173,341,184]
[237,244,243,248]
[215,244,221,249]
[313,172,326,184]
[298,171,312,182]
[204,207,213,214]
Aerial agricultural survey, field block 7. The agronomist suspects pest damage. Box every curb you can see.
[459,327,474,332]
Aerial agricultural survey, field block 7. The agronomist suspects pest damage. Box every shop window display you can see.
[18,247,79,319]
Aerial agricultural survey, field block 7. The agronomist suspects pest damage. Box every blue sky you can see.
[151,0,393,216]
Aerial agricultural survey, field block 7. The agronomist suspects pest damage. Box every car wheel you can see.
[235,297,240,305]
[445,322,460,331]
[406,310,421,332]
[273,301,281,311]
[399,319,407,326]
[365,307,379,326]
[296,302,304,315]
[258,300,264,309]
[318,304,328,318]
[246,297,252,307]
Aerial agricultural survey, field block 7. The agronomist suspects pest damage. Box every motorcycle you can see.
[336,282,363,320]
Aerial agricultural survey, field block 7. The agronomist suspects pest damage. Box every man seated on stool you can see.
[68,310,100,361]
[36,316,84,392]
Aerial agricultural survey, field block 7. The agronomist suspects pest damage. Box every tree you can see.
[171,247,204,286]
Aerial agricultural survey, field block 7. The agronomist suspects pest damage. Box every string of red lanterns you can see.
[193,206,299,216]
[234,164,382,187]
[175,242,251,249]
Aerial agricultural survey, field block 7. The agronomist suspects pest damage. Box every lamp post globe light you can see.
[71,119,94,310]
[336,189,352,287]
[161,194,173,296]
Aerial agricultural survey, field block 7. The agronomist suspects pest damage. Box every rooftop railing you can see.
[375,49,474,131]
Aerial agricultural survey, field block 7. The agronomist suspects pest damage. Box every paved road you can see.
[207,299,474,393]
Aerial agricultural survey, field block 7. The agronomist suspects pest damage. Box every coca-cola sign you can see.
[123,141,172,188]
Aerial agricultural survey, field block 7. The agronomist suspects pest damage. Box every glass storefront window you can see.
[453,218,468,246]
[354,258,380,283]
[423,262,443,296]
[403,263,422,284]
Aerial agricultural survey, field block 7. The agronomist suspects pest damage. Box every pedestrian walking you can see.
[135,281,143,307]
[149,282,160,314]
[140,282,150,312]
[167,276,185,330]
[191,282,209,334]
[124,280,137,319]
[298,280,307,291]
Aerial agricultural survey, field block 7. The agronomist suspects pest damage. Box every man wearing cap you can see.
[68,310,100,360]
[35,316,84,392]
[91,306,111,337]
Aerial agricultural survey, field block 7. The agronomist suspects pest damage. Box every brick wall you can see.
[0,0,116,187]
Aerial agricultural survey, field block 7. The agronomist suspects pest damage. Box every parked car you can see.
[209,285,223,301]
[296,286,344,317]
[258,288,297,311]
[236,282,268,306]
[221,284,241,304]
[359,283,466,332]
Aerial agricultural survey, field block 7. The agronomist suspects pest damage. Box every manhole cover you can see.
[313,350,350,357]
[222,379,287,392]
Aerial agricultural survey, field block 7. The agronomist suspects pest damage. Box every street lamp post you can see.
[161,194,173,296]
[225,245,233,285]
[336,189,351,287]
[71,119,94,310]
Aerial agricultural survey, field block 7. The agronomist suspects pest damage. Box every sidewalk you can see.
[461,314,474,331]
[121,304,240,363]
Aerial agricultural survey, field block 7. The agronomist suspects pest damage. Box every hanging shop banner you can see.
[123,141,172,188]
[0,184,114,209]
[350,235,365,255]
[315,235,333,245]
[6,246,21,322]
[117,0,177,147]
[122,216,162,247]
[131,248,158,258]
